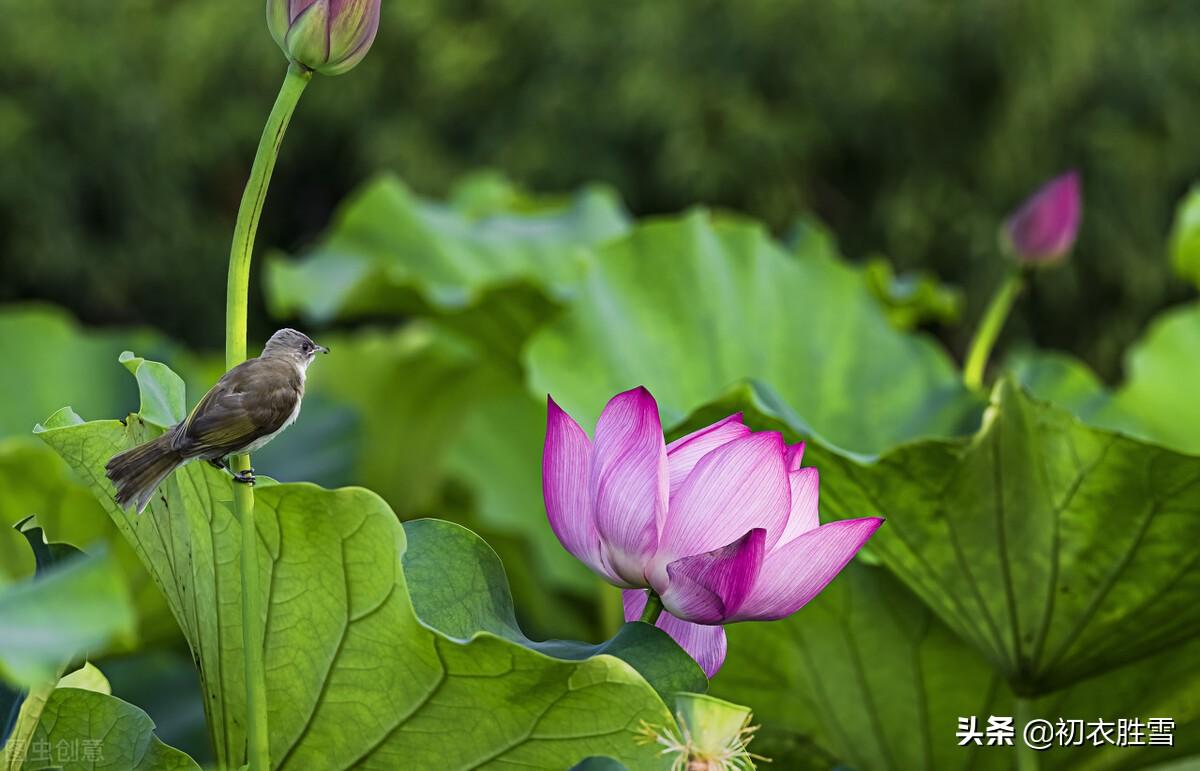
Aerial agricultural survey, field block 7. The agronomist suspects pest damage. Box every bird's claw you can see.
[233,468,256,486]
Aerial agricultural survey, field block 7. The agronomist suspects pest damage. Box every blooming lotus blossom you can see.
[1005,170,1082,264]
[543,386,883,676]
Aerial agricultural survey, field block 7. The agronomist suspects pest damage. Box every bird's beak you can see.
[316,344,330,354]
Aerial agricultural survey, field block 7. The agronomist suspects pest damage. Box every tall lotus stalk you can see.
[963,171,1082,390]
[227,3,379,768]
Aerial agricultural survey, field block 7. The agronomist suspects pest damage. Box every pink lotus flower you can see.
[1005,171,1082,264]
[543,386,883,676]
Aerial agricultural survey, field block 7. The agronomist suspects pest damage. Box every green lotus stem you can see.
[226,64,311,365]
[1016,697,1038,771]
[963,269,1024,391]
[639,592,664,625]
[225,63,311,771]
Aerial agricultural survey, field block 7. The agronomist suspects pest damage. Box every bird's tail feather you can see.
[105,434,184,514]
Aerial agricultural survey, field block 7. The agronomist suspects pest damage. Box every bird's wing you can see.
[176,358,301,457]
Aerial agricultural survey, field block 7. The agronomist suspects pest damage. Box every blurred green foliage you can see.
[3,0,1200,378]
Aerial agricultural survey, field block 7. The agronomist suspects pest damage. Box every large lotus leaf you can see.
[22,687,199,771]
[525,211,982,456]
[0,438,175,645]
[36,356,698,770]
[713,560,1200,771]
[689,378,1200,694]
[4,663,118,771]
[402,518,705,699]
[265,173,630,356]
[0,306,175,438]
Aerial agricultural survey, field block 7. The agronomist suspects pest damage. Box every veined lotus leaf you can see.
[37,355,705,770]
[683,378,1200,695]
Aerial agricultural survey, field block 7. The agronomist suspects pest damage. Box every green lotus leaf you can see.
[713,560,1200,771]
[4,662,119,771]
[525,210,982,456]
[36,354,699,770]
[688,378,1200,694]
[265,173,630,360]
[118,352,187,429]
[402,518,706,699]
[23,687,199,771]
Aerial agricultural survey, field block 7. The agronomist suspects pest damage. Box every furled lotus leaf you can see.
[683,378,1200,695]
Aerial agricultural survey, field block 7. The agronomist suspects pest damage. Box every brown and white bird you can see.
[105,328,328,513]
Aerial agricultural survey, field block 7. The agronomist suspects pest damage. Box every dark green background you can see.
[2,0,1198,377]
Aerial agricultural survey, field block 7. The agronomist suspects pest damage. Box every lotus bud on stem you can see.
[267,0,382,76]
[228,6,381,769]
[963,171,1082,391]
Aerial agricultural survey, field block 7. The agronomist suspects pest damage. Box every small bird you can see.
[105,328,329,513]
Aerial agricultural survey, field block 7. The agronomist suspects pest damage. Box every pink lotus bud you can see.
[542,387,882,676]
[267,0,380,77]
[1004,171,1082,264]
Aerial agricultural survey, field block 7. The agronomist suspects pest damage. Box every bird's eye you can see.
[303,343,312,352]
